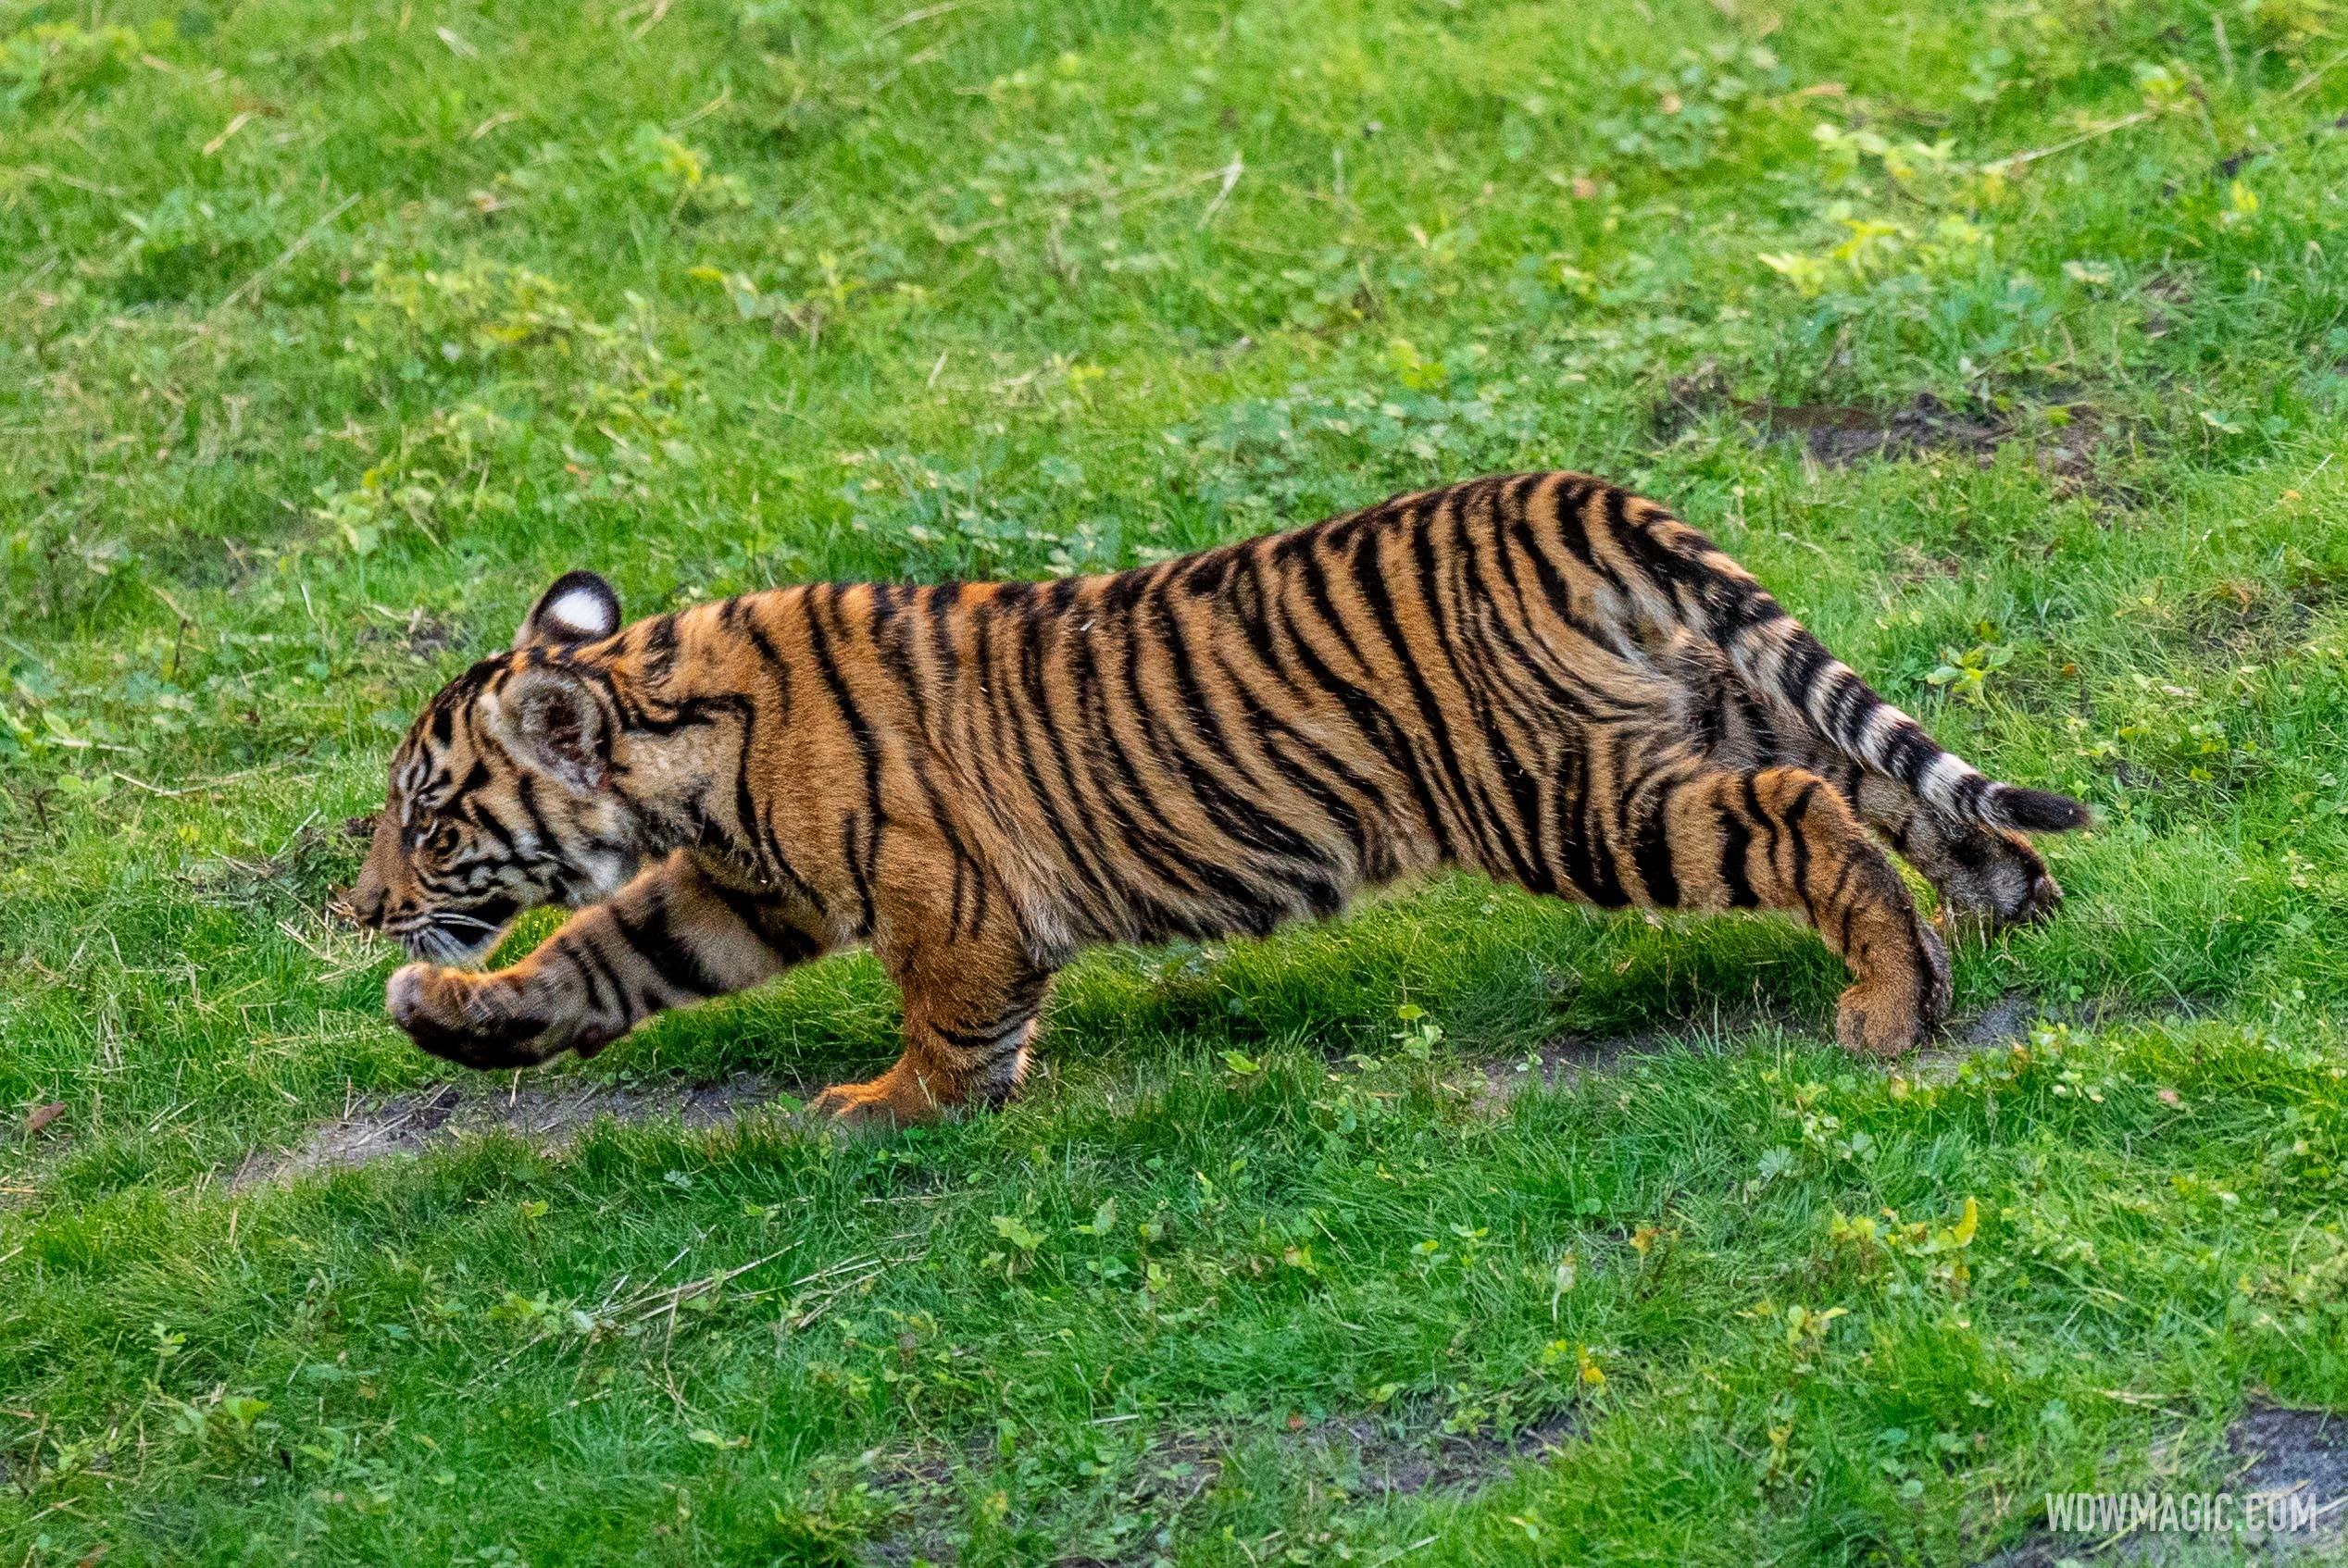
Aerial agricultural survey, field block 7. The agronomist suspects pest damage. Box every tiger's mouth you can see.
[391,897,519,966]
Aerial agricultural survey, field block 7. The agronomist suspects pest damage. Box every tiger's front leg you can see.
[806,897,1055,1131]
[388,851,826,1071]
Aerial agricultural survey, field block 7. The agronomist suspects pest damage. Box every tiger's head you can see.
[341,571,642,964]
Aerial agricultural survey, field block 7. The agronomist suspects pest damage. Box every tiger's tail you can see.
[1608,491,2090,834]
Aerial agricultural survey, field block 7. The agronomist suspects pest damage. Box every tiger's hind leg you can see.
[1623,764,1952,1057]
[1685,655,2061,933]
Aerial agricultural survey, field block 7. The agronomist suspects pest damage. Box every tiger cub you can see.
[343,472,2087,1126]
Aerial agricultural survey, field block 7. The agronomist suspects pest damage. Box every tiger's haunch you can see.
[343,472,2087,1126]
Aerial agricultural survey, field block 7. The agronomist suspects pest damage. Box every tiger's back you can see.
[351,472,2087,1126]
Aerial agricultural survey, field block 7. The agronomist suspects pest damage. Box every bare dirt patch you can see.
[178,815,355,909]
[1980,1400,2348,1565]
[1658,374,2131,498]
[1906,991,2168,1085]
[1295,1409,1579,1498]
[1469,1023,1717,1112]
[1727,392,2006,468]
[1662,375,2006,467]
[1903,989,2063,1083]
[860,1409,1577,1565]
[2226,1403,2348,1547]
[2166,109,2348,196]
[1473,992,2161,1111]
[234,1073,801,1188]
[2179,567,2348,665]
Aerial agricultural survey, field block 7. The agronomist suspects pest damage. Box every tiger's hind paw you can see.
[1834,921,1951,1059]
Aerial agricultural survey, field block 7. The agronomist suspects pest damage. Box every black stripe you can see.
[973,604,1128,924]
[1337,512,1495,862]
[1204,647,1371,851]
[1066,609,1251,912]
[1716,799,1757,908]
[638,613,680,680]
[1544,476,1605,574]
[1778,633,1834,716]
[706,879,820,966]
[1784,781,1822,921]
[1407,497,1545,889]
[467,799,518,853]
[1741,775,1780,883]
[1143,592,1324,865]
[729,610,828,913]
[1007,603,1189,930]
[1631,782,1682,907]
[856,604,984,933]
[574,931,638,1022]
[1113,591,1311,929]
[614,894,723,999]
[837,812,875,937]
[802,591,888,905]
[511,772,559,852]
[1542,743,1606,906]
[1880,721,1941,790]
[563,942,613,1019]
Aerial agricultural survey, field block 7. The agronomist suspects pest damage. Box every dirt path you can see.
[231,1073,805,1188]
[1982,1400,2348,1564]
[227,991,2150,1188]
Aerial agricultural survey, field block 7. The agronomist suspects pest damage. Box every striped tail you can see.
[1620,502,2091,834]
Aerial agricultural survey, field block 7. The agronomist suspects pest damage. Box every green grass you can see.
[8,0,2348,1561]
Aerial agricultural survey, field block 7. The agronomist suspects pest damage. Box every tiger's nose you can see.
[332,882,390,929]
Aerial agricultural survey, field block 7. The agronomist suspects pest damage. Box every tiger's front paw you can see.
[804,1065,946,1134]
[387,964,563,1072]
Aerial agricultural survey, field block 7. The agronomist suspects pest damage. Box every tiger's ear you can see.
[514,570,621,652]
[489,666,610,794]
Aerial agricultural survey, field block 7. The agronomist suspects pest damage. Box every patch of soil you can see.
[2178,568,2348,664]
[858,1429,1219,1568]
[1474,992,2171,1111]
[180,832,352,914]
[1956,990,2058,1052]
[234,1073,800,1188]
[858,1409,1578,1565]
[1469,1023,1725,1112]
[2165,110,2348,195]
[1749,393,2005,468]
[1471,990,1854,1113]
[1906,992,2177,1085]
[1663,376,2007,468]
[1981,1400,2348,1566]
[1297,1409,1579,1498]
[2230,1403,2348,1523]
[1658,375,2135,500]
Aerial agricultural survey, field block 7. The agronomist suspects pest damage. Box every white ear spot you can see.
[547,588,613,638]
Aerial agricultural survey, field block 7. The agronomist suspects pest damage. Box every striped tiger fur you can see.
[342,472,2088,1126]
